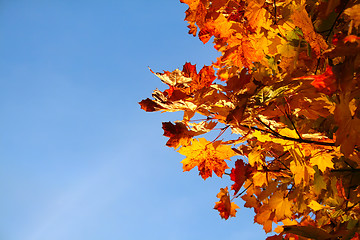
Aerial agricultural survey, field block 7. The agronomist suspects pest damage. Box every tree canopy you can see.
[140,0,360,239]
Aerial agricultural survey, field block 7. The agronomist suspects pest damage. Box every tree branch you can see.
[239,121,336,147]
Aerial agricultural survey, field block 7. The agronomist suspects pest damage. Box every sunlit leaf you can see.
[178,138,235,180]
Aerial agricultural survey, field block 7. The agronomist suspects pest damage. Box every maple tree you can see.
[140,0,360,239]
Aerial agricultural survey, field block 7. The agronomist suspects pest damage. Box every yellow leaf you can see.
[252,130,292,147]
[312,166,327,195]
[248,148,265,166]
[245,0,272,31]
[290,160,315,186]
[178,138,235,180]
[308,200,327,211]
[279,129,299,139]
[274,219,298,234]
[309,151,334,172]
[252,171,268,187]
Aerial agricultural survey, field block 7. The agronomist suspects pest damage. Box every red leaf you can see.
[310,66,337,96]
[266,234,283,240]
[230,159,254,194]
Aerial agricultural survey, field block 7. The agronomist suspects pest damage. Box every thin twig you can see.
[325,0,350,43]
[267,151,291,171]
[283,97,303,139]
[211,125,230,143]
[235,182,254,199]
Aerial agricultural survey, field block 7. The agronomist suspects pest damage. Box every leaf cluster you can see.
[140,0,360,239]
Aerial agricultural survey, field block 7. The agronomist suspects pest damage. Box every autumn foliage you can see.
[140,0,360,239]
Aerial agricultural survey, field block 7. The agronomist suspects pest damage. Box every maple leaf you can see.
[182,63,216,93]
[287,145,315,187]
[139,89,197,113]
[310,66,337,96]
[309,150,334,172]
[162,122,194,149]
[181,0,205,37]
[214,187,240,219]
[313,166,327,195]
[265,234,283,240]
[178,138,235,180]
[268,191,293,220]
[252,171,268,187]
[334,95,360,156]
[290,159,315,186]
[291,6,328,56]
[293,66,337,96]
[245,0,272,31]
[241,192,261,210]
[336,179,348,200]
[230,159,254,194]
[255,205,275,233]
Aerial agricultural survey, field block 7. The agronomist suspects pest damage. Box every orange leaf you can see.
[178,138,235,180]
[214,187,240,219]
[291,7,328,56]
[268,191,293,220]
[182,63,216,93]
[255,205,274,233]
[241,193,261,210]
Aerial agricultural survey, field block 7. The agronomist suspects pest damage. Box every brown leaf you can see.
[139,98,164,112]
[282,225,333,240]
[162,122,194,149]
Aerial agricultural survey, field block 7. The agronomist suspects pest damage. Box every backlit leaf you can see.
[178,138,235,180]
[214,187,240,219]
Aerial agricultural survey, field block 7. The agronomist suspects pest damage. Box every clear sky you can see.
[0,1,268,239]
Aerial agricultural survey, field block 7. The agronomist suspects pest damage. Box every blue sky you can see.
[0,1,267,239]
